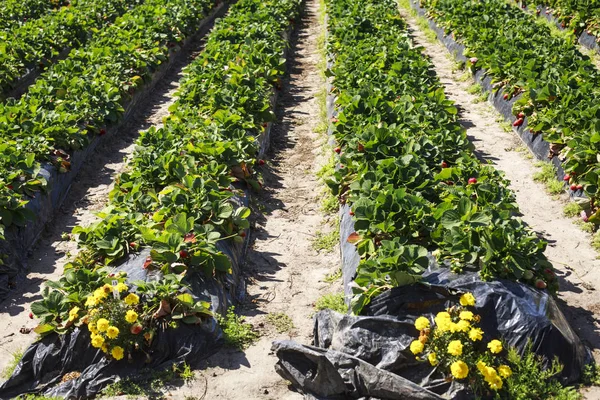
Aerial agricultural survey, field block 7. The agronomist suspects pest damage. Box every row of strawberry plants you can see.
[0,0,68,31]
[419,0,600,220]
[30,0,300,363]
[326,0,554,313]
[0,0,139,99]
[521,0,600,40]
[0,0,218,241]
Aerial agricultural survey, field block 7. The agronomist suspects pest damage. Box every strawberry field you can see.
[1,0,600,398]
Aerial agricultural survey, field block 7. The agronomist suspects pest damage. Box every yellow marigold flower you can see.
[469,327,483,341]
[68,307,80,322]
[94,287,108,300]
[414,316,430,331]
[115,282,128,292]
[101,344,108,353]
[125,310,138,323]
[85,296,98,307]
[124,293,139,305]
[450,360,469,379]
[106,326,119,339]
[487,339,503,354]
[459,292,476,307]
[488,375,503,391]
[456,320,470,332]
[435,311,452,331]
[97,318,109,332]
[88,322,98,334]
[428,352,438,366]
[111,346,125,361]
[459,311,473,321]
[102,284,113,293]
[498,365,512,378]
[91,334,104,348]
[482,366,498,381]
[410,340,424,355]
[447,340,463,356]
[476,360,487,373]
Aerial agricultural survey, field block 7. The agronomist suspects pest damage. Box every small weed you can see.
[504,342,581,399]
[563,202,582,218]
[101,365,186,399]
[1,348,23,380]
[217,307,259,350]
[317,155,335,181]
[178,362,194,382]
[314,293,346,314]
[582,363,600,386]
[324,268,342,283]
[312,228,339,252]
[500,121,513,133]
[533,162,565,195]
[575,220,595,233]
[592,231,600,252]
[321,190,338,214]
[467,83,483,96]
[266,312,295,334]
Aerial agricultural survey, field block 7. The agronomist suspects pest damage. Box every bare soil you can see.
[167,1,341,398]
[398,6,600,398]
[0,21,218,376]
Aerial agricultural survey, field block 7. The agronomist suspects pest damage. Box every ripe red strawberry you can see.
[563,174,571,181]
[7,185,13,190]
[29,312,33,319]
[129,242,137,248]
[334,147,341,154]
[576,184,583,190]
[261,122,268,128]
[468,177,477,185]
[240,231,246,238]
[99,129,106,136]
[349,211,355,216]
[517,112,525,119]
[258,159,265,166]
[441,161,448,168]
[535,279,547,289]
[179,250,189,258]
[130,324,143,335]
[503,93,509,100]
[513,118,524,127]
[357,143,365,152]
[570,184,578,191]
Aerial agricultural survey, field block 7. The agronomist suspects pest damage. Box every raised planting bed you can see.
[414,0,600,215]
[0,0,302,397]
[519,0,600,53]
[0,0,69,31]
[0,0,227,299]
[0,0,140,101]
[272,1,590,398]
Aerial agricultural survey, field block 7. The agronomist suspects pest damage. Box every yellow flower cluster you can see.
[476,360,511,390]
[85,284,115,307]
[410,292,515,395]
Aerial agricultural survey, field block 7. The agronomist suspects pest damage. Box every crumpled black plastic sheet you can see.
[0,197,247,399]
[274,268,591,399]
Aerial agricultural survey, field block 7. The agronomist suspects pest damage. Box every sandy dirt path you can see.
[166,1,342,398]
[397,5,600,397]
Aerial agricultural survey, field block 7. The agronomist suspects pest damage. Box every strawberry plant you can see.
[31,0,301,364]
[0,0,138,98]
[0,0,216,242]
[0,0,69,31]
[326,0,554,314]
[418,0,600,223]
[522,0,600,39]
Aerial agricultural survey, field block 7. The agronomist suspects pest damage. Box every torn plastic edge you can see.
[408,0,585,201]
[0,2,230,299]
